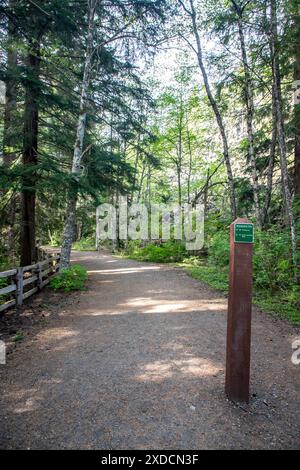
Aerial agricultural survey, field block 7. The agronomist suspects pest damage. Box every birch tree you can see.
[292,0,300,197]
[60,0,167,268]
[270,0,298,281]
[178,0,237,219]
[262,82,277,227]
[231,0,262,228]
[60,0,97,269]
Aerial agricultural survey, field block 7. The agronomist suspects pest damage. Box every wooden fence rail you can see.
[0,254,60,313]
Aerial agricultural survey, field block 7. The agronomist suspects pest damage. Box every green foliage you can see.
[128,241,188,263]
[253,229,295,291]
[50,264,87,292]
[12,331,24,342]
[207,230,230,267]
[125,217,300,325]
[184,263,229,292]
[47,231,61,247]
[205,225,297,292]
[0,0,168,255]
[0,278,8,289]
[0,276,10,305]
[255,290,300,326]
[72,237,96,251]
[179,221,300,325]
[0,0,299,331]
[0,243,11,271]
[182,261,300,326]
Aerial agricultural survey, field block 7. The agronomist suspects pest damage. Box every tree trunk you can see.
[177,165,182,207]
[147,164,152,210]
[270,0,298,282]
[262,83,277,227]
[130,133,141,203]
[3,14,17,165]
[137,162,146,202]
[60,1,97,269]
[233,4,262,227]
[294,7,300,196]
[203,168,210,216]
[185,0,237,219]
[20,41,41,266]
[186,118,193,204]
[177,94,183,206]
[2,1,18,254]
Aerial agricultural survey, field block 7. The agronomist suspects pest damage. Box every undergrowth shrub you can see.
[0,243,11,271]
[130,241,187,263]
[253,229,293,291]
[207,230,229,267]
[50,264,87,292]
[0,277,9,305]
[72,237,96,251]
[204,227,295,292]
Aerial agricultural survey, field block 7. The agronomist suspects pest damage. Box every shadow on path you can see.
[0,251,299,449]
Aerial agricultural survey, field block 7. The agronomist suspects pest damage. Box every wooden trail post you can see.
[225,218,254,403]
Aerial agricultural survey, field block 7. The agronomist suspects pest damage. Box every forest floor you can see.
[0,250,299,449]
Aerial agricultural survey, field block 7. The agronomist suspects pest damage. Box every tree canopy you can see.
[0,0,299,320]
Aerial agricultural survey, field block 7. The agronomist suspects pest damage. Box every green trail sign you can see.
[234,223,254,244]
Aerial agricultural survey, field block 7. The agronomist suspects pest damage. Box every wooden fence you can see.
[0,254,60,313]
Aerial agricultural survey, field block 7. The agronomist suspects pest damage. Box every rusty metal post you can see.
[225,217,253,403]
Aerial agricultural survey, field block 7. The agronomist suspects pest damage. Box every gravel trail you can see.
[0,251,299,449]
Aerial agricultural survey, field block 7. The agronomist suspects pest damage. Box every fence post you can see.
[51,255,56,273]
[36,262,43,290]
[55,254,60,272]
[15,267,24,307]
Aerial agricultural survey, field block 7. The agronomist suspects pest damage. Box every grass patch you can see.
[12,331,24,342]
[72,237,96,251]
[183,263,229,293]
[181,260,300,326]
[127,241,188,263]
[254,292,300,325]
[50,264,88,292]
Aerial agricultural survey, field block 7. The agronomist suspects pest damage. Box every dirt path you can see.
[0,251,299,449]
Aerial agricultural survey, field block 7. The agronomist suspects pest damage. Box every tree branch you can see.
[28,0,51,16]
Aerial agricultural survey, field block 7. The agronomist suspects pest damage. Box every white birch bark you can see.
[270,0,298,282]
[60,0,97,269]
[232,1,262,227]
[262,82,277,227]
[180,0,237,219]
